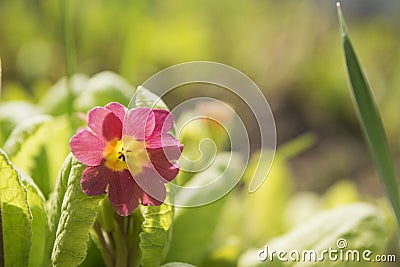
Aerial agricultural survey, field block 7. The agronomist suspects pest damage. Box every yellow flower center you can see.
[103,139,128,172]
[103,137,150,174]
[123,135,149,176]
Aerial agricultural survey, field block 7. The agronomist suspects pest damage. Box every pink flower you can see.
[70,102,183,216]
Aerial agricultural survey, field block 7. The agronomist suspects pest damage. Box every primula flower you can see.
[70,102,183,216]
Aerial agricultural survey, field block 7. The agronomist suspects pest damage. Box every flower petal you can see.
[141,190,165,206]
[81,165,109,196]
[123,107,155,140]
[148,144,183,162]
[107,170,139,216]
[70,129,106,166]
[134,165,167,203]
[105,102,127,122]
[151,109,174,136]
[88,107,122,141]
[87,107,111,139]
[148,147,181,181]
[103,112,122,141]
[146,133,181,149]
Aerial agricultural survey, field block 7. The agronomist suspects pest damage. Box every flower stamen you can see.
[118,151,126,161]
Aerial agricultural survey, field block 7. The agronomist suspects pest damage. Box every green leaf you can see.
[30,146,51,196]
[4,115,70,198]
[129,86,169,110]
[3,115,51,157]
[39,74,89,116]
[75,71,133,111]
[337,6,400,227]
[0,101,42,145]
[238,203,391,267]
[165,200,226,266]
[213,135,314,249]
[140,201,174,267]
[39,116,71,195]
[46,154,74,261]
[0,149,32,267]
[322,179,360,208]
[50,155,104,266]
[21,174,49,267]
[161,263,197,267]
[232,154,292,246]
[3,116,52,195]
[165,153,243,266]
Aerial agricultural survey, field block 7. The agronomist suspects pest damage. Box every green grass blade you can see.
[60,0,76,122]
[0,58,2,94]
[337,4,400,227]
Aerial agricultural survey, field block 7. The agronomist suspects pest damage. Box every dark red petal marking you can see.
[151,109,174,137]
[134,165,168,202]
[107,170,139,216]
[87,107,112,140]
[81,165,109,196]
[105,102,126,122]
[147,147,181,182]
[102,112,122,141]
[123,107,155,140]
[146,133,181,149]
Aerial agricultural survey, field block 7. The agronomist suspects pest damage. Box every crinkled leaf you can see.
[238,203,390,267]
[50,155,104,266]
[0,149,31,267]
[46,154,73,259]
[21,174,49,267]
[338,6,400,227]
[140,201,174,267]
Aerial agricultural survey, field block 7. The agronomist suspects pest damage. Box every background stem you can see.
[60,0,76,123]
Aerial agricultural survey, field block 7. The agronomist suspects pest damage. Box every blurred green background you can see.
[2,0,400,199]
[1,0,400,266]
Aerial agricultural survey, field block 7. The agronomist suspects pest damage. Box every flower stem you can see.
[94,200,144,266]
[112,216,128,267]
[128,209,144,267]
[91,222,114,267]
[60,0,76,124]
